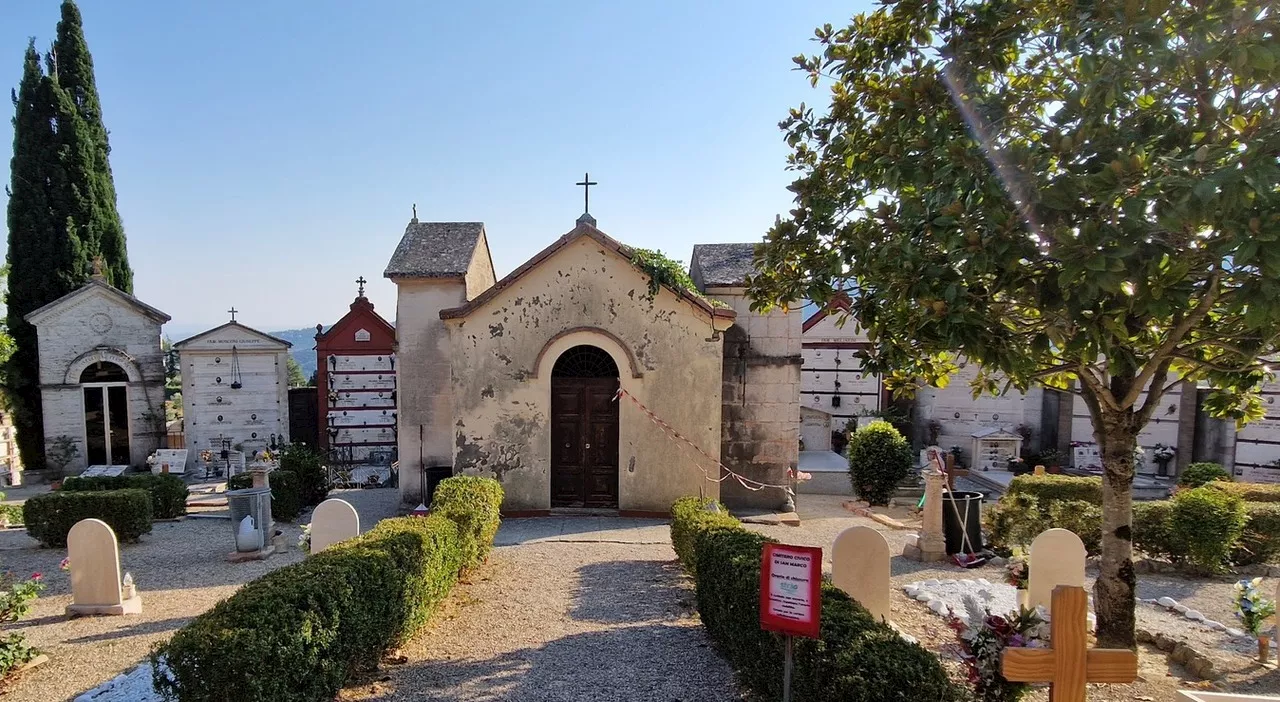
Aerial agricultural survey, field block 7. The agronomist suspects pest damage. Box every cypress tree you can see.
[5,40,88,468]
[49,0,131,291]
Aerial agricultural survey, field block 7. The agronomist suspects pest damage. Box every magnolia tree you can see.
[749,0,1279,647]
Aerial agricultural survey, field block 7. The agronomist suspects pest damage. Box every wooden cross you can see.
[356,276,367,296]
[575,172,598,213]
[227,307,238,322]
[1002,586,1138,702]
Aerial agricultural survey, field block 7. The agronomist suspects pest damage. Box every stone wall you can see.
[710,288,800,511]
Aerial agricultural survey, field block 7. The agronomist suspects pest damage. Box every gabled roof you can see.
[384,221,488,279]
[173,321,292,349]
[801,294,851,333]
[439,222,736,322]
[25,279,171,326]
[316,296,395,342]
[689,243,758,290]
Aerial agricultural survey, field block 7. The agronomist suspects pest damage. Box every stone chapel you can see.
[386,213,801,514]
[25,272,170,472]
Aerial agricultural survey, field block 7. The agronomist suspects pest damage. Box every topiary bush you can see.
[429,475,504,568]
[982,492,1044,552]
[1166,485,1247,572]
[1178,462,1231,488]
[61,473,189,519]
[847,420,913,506]
[1205,481,1280,503]
[1132,500,1177,561]
[23,489,152,548]
[227,471,303,522]
[151,476,501,702]
[677,502,960,702]
[1046,500,1103,553]
[1004,474,1102,506]
[670,496,739,572]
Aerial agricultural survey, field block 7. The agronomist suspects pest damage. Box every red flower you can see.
[30,572,42,580]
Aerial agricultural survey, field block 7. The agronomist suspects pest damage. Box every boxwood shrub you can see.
[670,496,738,573]
[279,443,329,507]
[151,476,503,702]
[1004,474,1102,506]
[429,475,503,567]
[672,496,960,702]
[1234,502,1280,565]
[1177,462,1231,488]
[62,473,189,520]
[24,489,153,548]
[847,420,913,506]
[227,471,303,522]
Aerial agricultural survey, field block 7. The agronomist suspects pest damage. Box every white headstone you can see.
[832,525,891,622]
[66,518,141,616]
[1028,528,1087,613]
[150,449,188,475]
[310,498,359,553]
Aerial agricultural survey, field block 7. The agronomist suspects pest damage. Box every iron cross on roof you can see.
[227,307,238,322]
[356,276,367,296]
[576,172,598,214]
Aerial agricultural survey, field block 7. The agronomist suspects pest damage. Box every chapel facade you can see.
[386,214,798,513]
[25,274,170,472]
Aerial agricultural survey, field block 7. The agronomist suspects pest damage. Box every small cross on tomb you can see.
[228,307,238,322]
[1001,585,1137,702]
[356,276,367,297]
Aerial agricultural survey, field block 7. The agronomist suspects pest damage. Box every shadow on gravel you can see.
[569,559,693,624]
[62,616,190,644]
[347,625,743,702]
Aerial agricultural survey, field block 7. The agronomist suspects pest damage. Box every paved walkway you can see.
[341,517,744,702]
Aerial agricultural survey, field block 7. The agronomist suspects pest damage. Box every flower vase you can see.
[1017,589,1029,610]
[1260,635,1271,664]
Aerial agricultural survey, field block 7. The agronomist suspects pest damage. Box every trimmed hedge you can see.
[24,489,152,548]
[1178,462,1231,488]
[227,471,303,522]
[672,497,960,702]
[429,475,503,567]
[152,476,502,702]
[671,496,739,573]
[1004,474,1102,505]
[1235,502,1280,565]
[1206,481,1280,503]
[62,473,189,520]
[847,420,913,506]
[279,443,329,507]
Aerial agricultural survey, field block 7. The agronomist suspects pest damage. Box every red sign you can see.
[759,543,823,638]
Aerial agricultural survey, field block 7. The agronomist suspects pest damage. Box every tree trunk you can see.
[1094,412,1139,649]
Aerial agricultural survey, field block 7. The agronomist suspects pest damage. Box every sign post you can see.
[759,543,823,702]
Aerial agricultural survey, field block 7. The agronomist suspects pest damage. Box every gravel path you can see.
[340,521,743,702]
[0,487,400,702]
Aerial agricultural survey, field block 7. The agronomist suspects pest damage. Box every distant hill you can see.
[269,327,326,379]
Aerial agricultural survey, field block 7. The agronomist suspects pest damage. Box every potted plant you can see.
[1005,558,1030,609]
[927,419,943,446]
[1037,449,1063,474]
[1233,577,1277,663]
[1152,443,1176,477]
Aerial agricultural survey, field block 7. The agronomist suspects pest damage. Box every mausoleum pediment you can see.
[174,322,291,351]
[24,279,170,328]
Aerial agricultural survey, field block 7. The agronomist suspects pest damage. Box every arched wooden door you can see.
[550,345,619,508]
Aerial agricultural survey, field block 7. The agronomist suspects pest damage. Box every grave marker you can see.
[1002,585,1136,702]
[310,498,359,553]
[1029,528,1086,612]
[66,518,141,616]
[832,525,890,622]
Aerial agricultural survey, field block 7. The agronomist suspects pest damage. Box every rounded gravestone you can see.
[832,525,891,622]
[1028,528,1087,614]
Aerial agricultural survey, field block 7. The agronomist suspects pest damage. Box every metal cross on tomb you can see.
[1001,586,1137,702]
[575,172,598,214]
[356,276,367,296]
[227,307,238,322]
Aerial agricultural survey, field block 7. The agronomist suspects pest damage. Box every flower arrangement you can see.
[59,557,69,572]
[297,524,312,553]
[946,594,1045,702]
[1233,577,1276,661]
[1005,558,1029,590]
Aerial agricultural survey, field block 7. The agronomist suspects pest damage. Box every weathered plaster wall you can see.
[445,236,725,512]
[465,234,497,301]
[33,290,167,471]
[394,279,468,504]
[709,287,800,511]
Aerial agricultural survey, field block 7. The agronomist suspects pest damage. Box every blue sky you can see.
[2,1,863,334]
